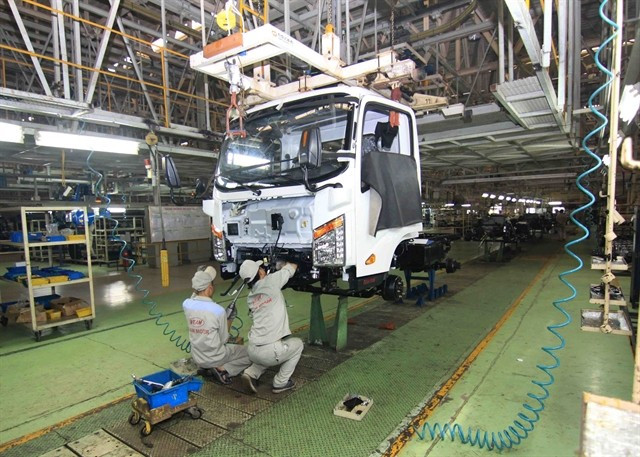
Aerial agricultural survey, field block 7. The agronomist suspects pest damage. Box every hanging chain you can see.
[391,7,395,50]
[328,0,333,27]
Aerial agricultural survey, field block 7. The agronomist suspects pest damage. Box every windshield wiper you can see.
[218,176,262,196]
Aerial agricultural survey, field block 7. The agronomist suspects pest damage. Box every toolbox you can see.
[129,370,203,436]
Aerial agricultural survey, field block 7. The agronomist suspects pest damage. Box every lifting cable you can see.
[414,0,614,450]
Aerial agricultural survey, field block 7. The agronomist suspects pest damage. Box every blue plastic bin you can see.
[10,232,43,243]
[133,370,202,410]
[46,235,66,242]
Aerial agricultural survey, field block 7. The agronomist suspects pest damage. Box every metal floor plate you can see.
[66,429,143,457]
[39,447,78,457]
[158,416,227,447]
[106,421,199,457]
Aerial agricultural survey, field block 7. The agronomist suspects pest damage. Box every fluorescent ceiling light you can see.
[0,121,25,144]
[482,192,489,198]
[549,201,562,206]
[93,207,126,214]
[151,38,165,52]
[444,203,455,207]
[498,195,505,200]
[36,131,139,155]
[489,194,496,199]
[461,203,471,207]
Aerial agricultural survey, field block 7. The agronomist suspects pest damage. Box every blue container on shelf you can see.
[133,370,202,410]
[10,232,43,243]
[46,235,66,242]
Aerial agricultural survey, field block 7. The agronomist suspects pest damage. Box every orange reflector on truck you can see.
[211,224,223,239]
[365,254,376,265]
[313,215,344,239]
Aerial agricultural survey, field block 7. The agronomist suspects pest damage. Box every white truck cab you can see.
[204,86,456,299]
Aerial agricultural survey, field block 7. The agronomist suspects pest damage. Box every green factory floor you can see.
[0,239,635,456]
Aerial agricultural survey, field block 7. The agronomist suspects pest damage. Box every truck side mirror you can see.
[298,128,321,168]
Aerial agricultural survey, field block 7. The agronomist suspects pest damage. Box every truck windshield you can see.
[216,97,354,190]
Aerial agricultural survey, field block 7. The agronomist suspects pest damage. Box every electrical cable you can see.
[86,151,191,353]
[414,0,614,450]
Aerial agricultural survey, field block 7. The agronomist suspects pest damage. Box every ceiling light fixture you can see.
[549,201,562,206]
[36,131,139,155]
[482,192,489,198]
[498,195,505,200]
[0,121,24,144]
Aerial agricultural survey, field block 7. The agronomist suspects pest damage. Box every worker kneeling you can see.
[183,266,260,385]
[239,259,303,394]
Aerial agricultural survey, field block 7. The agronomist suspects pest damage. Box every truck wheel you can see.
[382,275,404,302]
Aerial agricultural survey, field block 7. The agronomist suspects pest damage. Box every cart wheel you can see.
[85,319,93,330]
[34,330,42,342]
[187,407,203,419]
[128,412,140,425]
[140,421,152,436]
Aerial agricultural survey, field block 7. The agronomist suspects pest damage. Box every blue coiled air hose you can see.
[87,151,191,352]
[414,0,615,450]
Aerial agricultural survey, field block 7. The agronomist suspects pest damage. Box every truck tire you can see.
[382,275,404,302]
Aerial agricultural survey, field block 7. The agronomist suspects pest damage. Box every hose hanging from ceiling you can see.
[412,0,615,450]
[86,151,191,353]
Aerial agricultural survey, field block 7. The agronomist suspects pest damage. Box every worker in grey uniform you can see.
[183,266,260,384]
[555,209,569,241]
[238,259,303,394]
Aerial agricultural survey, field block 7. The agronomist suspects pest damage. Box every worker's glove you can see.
[226,304,237,321]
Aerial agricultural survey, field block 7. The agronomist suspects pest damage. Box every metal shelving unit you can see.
[93,215,145,266]
[18,207,95,341]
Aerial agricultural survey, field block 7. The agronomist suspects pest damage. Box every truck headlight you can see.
[211,224,228,262]
[313,215,345,266]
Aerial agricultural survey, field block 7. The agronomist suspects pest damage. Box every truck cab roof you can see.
[246,85,403,115]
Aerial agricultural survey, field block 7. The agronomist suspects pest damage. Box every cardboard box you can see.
[52,297,87,317]
[16,308,47,324]
[5,305,25,324]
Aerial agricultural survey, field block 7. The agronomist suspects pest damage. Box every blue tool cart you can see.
[129,369,203,436]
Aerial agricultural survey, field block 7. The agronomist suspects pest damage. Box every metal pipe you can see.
[160,0,170,128]
[72,0,83,101]
[50,1,61,88]
[54,0,71,99]
[507,11,514,80]
[557,0,567,111]
[566,0,574,116]
[345,0,351,65]
[498,0,505,84]
[374,0,377,55]
[602,0,625,330]
[7,0,53,96]
[200,0,210,130]
[542,0,552,68]
[354,0,369,61]
[116,17,160,123]
[336,0,342,61]
[86,0,121,104]
[284,0,291,35]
